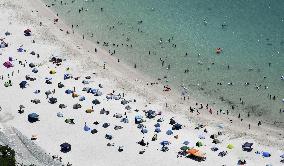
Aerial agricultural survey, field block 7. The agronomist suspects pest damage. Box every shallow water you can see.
[43,0,284,123]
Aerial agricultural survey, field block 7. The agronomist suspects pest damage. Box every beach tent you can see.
[94,91,103,96]
[135,115,143,124]
[198,134,205,139]
[166,130,173,135]
[3,61,13,68]
[155,128,161,133]
[227,144,234,149]
[49,69,56,74]
[24,29,31,36]
[84,122,90,131]
[60,143,71,153]
[262,152,271,157]
[19,81,28,89]
[196,141,203,147]
[242,142,253,152]
[28,113,39,123]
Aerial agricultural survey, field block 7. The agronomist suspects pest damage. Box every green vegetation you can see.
[0,145,16,166]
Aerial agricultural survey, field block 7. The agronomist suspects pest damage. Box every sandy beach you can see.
[0,0,283,165]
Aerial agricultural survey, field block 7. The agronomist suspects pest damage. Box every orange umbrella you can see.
[187,149,199,155]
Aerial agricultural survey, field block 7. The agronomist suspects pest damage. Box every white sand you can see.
[0,0,283,165]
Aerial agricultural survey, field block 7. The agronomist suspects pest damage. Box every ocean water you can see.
[43,0,284,123]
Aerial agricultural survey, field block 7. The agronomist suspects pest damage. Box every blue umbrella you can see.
[84,122,90,131]
[79,96,86,101]
[154,123,160,127]
[155,127,161,133]
[166,130,173,135]
[65,89,73,94]
[141,128,148,134]
[19,81,28,89]
[160,141,170,146]
[262,152,271,157]
[183,141,190,145]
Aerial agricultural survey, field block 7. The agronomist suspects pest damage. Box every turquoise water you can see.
[43,0,284,123]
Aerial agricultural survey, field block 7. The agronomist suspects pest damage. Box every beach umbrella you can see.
[280,154,284,158]
[79,96,86,101]
[154,123,160,128]
[121,99,128,105]
[125,105,131,110]
[29,63,35,68]
[84,122,90,131]
[60,143,71,153]
[49,69,56,74]
[155,127,161,133]
[172,123,182,130]
[91,129,98,134]
[262,152,271,157]
[102,123,110,128]
[180,146,190,151]
[121,117,129,123]
[113,95,121,100]
[92,99,100,105]
[17,47,24,52]
[166,130,173,135]
[28,113,39,123]
[183,141,190,145]
[32,68,38,73]
[65,89,73,94]
[57,112,64,117]
[198,134,205,139]
[141,128,148,134]
[227,144,234,149]
[187,148,199,155]
[85,109,94,113]
[3,61,13,68]
[196,141,203,147]
[212,139,221,144]
[160,141,170,146]
[19,81,28,89]
[5,31,11,36]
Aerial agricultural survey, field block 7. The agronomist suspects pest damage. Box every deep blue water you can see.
[43,0,284,123]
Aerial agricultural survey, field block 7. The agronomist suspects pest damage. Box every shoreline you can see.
[0,0,283,165]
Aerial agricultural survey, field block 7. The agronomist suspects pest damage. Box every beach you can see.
[0,0,283,165]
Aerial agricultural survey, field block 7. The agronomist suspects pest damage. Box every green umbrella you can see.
[180,146,190,151]
[196,141,203,147]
